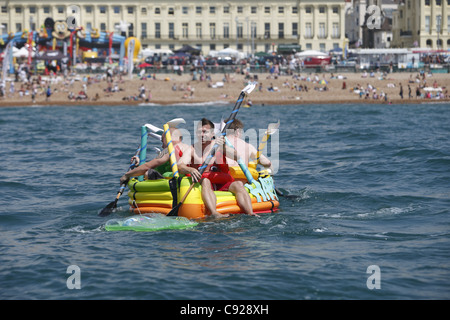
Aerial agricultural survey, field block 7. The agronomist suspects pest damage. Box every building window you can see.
[436,0,441,6]
[333,7,339,14]
[29,7,36,14]
[425,0,430,5]
[85,6,92,14]
[279,7,284,14]
[169,23,174,38]
[292,23,298,37]
[251,23,257,38]
[57,6,64,14]
[15,7,22,14]
[155,8,160,14]
[113,6,120,14]
[141,23,147,39]
[16,23,22,32]
[196,6,202,14]
[210,44,216,51]
[237,6,243,14]
[305,23,312,39]
[141,8,147,15]
[196,23,202,39]
[237,23,243,38]
[332,23,339,38]
[210,6,216,14]
[319,7,326,14]
[223,23,229,38]
[1,6,7,14]
[320,43,326,52]
[128,23,134,37]
[223,6,229,14]
[127,7,134,14]
[319,23,326,38]
[264,7,270,14]
[99,6,106,14]
[210,23,216,39]
[182,7,188,14]
[100,23,106,32]
[155,23,161,38]
[278,23,284,38]
[425,16,430,33]
[182,23,188,38]
[292,7,298,14]
[168,7,174,15]
[265,23,270,38]
[306,6,312,14]
[251,7,257,14]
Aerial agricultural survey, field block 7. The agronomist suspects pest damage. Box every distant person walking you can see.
[399,83,403,99]
[46,85,52,101]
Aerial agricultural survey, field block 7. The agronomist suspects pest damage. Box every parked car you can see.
[303,56,332,66]
[217,56,234,65]
[342,57,358,66]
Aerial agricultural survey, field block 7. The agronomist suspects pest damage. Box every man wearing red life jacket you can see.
[178,118,258,218]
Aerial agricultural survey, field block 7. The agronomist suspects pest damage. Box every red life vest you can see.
[201,150,233,187]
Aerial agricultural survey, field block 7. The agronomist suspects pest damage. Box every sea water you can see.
[0,103,449,300]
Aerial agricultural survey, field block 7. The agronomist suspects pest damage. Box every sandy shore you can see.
[1,70,449,107]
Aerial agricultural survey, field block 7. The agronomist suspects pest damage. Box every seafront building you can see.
[345,0,398,49]
[0,0,347,55]
[391,0,450,50]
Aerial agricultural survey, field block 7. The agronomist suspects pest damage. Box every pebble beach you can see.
[1,69,449,107]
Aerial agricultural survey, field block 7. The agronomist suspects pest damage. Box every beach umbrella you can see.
[174,45,200,55]
[255,51,270,57]
[319,79,328,85]
[138,62,152,68]
[13,47,35,58]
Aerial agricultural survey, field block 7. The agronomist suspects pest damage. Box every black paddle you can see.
[167,82,257,217]
[99,152,139,217]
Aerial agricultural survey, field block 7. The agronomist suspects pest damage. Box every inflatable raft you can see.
[127,169,279,220]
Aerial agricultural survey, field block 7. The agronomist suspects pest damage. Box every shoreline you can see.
[2,98,449,108]
[1,71,449,108]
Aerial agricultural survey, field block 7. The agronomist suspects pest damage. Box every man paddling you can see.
[225,119,273,173]
[119,127,189,184]
[177,118,228,218]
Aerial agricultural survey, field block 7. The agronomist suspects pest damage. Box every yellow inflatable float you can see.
[127,167,279,219]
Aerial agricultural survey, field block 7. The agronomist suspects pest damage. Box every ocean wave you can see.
[356,205,417,219]
[170,100,231,107]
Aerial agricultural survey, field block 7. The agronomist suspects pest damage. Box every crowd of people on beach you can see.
[1,58,449,104]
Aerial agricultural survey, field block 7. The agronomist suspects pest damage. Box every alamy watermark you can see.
[66,265,81,289]
[366,5,383,30]
[366,265,381,290]
[66,5,81,29]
